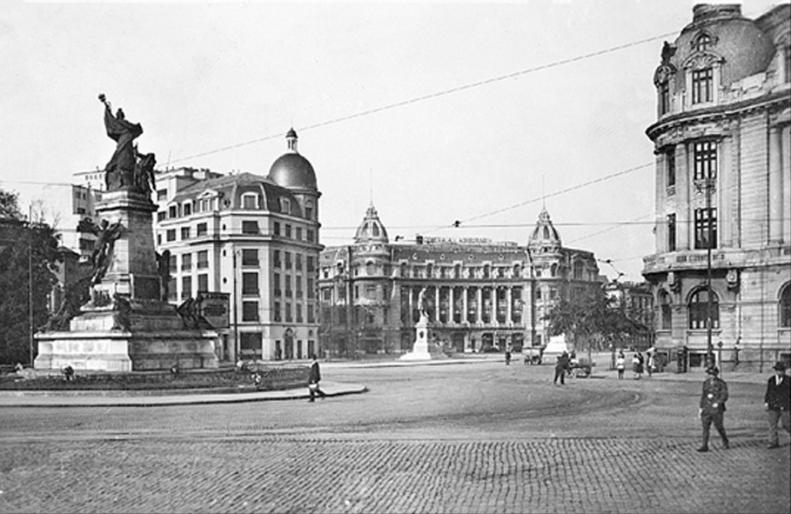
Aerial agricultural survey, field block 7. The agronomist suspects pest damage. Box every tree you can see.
[544,286,649,360]
[0,190,61,365]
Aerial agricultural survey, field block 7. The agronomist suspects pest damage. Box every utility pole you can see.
[232,247,239,362]
[705,177,714,365]
[346,245,354,358]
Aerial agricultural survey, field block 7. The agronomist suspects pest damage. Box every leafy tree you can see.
[0,190,60,365]
[544,286,650,361]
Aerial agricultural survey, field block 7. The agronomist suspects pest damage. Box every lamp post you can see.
[705,178,714,365]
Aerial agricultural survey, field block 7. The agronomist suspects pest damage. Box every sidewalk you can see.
[0,380,367,408]
[597,368,769,385]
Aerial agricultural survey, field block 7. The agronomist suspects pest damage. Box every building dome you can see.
[267,129,318,191]
[674,4,775,87]
[528,207,561,250]
[354,204,389,244]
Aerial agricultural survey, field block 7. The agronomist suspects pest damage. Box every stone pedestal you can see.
[35,190,219,371]
[400,316,433,361]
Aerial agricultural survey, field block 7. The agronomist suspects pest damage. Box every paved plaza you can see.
[0,361,789,513]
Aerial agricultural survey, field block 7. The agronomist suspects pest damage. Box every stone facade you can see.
[154,130,322,363]
[318,205,605,357]
[643,4,791,370]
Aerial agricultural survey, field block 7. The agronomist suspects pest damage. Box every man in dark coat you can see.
[554,351,570,385]
[764,361,791,449]
[308,354,326,402]
[697,366,729,452]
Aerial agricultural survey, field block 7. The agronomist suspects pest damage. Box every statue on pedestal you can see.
[418,287,429,323]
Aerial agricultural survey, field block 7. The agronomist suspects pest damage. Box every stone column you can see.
[407,286,413,324]
[768,126,783,244]
[506,286,513,324]
[435,286,441,323]
[720,136,733,248]
[476,287,483,324]
[463,286,469,324]
[676,142,691,250]
[449,286,455,324]
[782,125,791,244]
[492,286,498,325]
[655,151,667,252]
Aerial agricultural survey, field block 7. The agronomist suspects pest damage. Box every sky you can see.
[0,0,781,281]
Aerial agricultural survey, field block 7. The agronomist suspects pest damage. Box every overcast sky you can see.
[0,0,779,281]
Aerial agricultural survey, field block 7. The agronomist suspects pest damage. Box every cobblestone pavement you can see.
[1,362,789,513]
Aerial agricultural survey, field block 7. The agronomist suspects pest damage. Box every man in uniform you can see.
[764,361,791,449]
[697,366,729,452]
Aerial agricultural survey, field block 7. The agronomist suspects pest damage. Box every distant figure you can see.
[764,362,791,449]
[505,344,512,366]
[307,354,326,402]
[417,287,429,321]
[616,351,626,380]
[554,351,570,385]
[646,352,654,378]
[633,353,644,380]
[697,366,729,452]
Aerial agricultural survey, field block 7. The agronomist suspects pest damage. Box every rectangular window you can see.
[365,284,377,299]
[166,229,176,242]
[285,252,292,270]
[242,249,258,266]
[274,222,280,236]
[285,224,292,238]
[667,213,676,252]
[274,250,281,268]
[296,276,303,298]
[273,273,281,297]
[666,149,676,188]
[157,211,166,222]
[157,189,167,201]
[168,205,177,218]
[285,302,292,322]
[307,278,314,299]
[322,288,331,301]
[693,141,717,180]
[659,81,670,115]
[296,304,303,323]
[156,234,162,247]
[285,274,292,297]
[694,208,717,249]
[242,301,259,321]
[307,305,315,323]
[169,254,177,272]
[197,273,208,292]
[240,332,262,359]
[295,227,302,241]
[692,68,713,104]
[181,276,192,300]
[295,254,302,271]
[196,223,207,236]
[242,272,259,295]
[197,250,209,269]
[242,194,257,209]
[274,301,281,322]
[180,226,190,240]
[181,253,192,271]
[242,221,259,235]
[306,229,314,243]
[307,256,315,272]
[183,203,192,216]
[305,207,313,220]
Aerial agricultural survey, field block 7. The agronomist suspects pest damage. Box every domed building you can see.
[154,129,322,363]
[318,205,605,357]
[643,4,791,370]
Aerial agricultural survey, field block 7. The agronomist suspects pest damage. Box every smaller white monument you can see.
[400,287,433,361]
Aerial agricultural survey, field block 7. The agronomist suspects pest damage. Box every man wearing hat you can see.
[697,366,729,452]
[764,361,791,449]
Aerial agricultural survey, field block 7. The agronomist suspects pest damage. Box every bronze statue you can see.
[81,219,124,285]
[98,94,149,192]
[134,147,157,195]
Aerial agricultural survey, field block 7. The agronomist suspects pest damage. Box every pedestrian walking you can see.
[554,351,570,385]
[616,351,625,380]
[307,354,326,402]
[697,366,729,452]
[646,352,654,378]
[505,344,512,366]
[632,353,643,380]
[764,361,791,449]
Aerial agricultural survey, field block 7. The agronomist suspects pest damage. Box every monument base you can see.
[35,300,219,372]
[399,317,446,361]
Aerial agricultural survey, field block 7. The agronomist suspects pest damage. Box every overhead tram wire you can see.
[165,31,676,165]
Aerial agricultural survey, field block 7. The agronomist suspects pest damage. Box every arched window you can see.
[543,227,550,239]
[372,223,380,237]
[688,288,719,329]
[780,284,791,328]
[695,34,712,52]
[659,290,672,330]
[365,261,375,276]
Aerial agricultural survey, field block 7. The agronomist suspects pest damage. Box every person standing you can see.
[697,366,729,452]
[764,361,791,449]
[307,354,326,402]
[505,344,512,366]
[632,353,643,380]
[616,351,626,380]
[646,352,654,378]
[554,351,570,385]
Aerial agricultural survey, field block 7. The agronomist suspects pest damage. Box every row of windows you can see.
[158,220,316,244]
[239,334,316,361]
[666,208,717,251]
[241,300,316,323]
[158,195,315,221]
[323,262,528,280]
[241,271,316,299]
[273,250,315,272]
[168,251,210,272]
[659,287,791,330]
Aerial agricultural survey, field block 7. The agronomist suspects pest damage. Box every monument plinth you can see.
[399,316,432,361]
[34,95,219,372]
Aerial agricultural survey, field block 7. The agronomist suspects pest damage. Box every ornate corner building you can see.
[643,4,791,368]
[154,129,323,362]
[318,205,604,357]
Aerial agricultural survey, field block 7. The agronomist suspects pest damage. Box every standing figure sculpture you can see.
[418,287,429,322]
[99,94,143,191]
[86,219,123,285]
